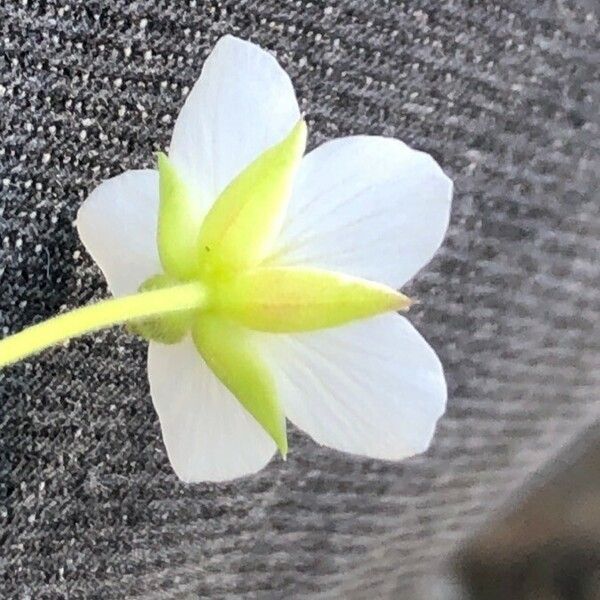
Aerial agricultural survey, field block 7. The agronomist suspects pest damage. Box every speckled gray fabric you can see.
[1,1,599,598]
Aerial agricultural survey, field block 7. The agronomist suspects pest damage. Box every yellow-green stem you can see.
[0,282,207,368]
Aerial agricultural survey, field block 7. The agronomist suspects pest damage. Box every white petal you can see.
[255,314,446,460]
[76,170,160,297]
[270,136,453,288]
[147,338,276,483]
[169,35,300,212]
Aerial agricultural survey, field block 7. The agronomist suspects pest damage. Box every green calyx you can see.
[129,118,412,456]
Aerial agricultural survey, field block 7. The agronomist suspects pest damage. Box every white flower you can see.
[75,35,453,482]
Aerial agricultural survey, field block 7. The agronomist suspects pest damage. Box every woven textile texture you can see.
[1,1,599,598]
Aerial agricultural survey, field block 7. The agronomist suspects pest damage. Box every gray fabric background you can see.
[1,1,599,598]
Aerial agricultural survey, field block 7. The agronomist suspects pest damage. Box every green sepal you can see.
[215,266,412,332]
[196,120,307,276]
[157,152,203,280]
[127,274,194,344]
[192,314,287,457]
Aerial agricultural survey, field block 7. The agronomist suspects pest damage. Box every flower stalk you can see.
[0,282,207,368]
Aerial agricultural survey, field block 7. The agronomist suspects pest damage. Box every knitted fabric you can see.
[1,1,599,597]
